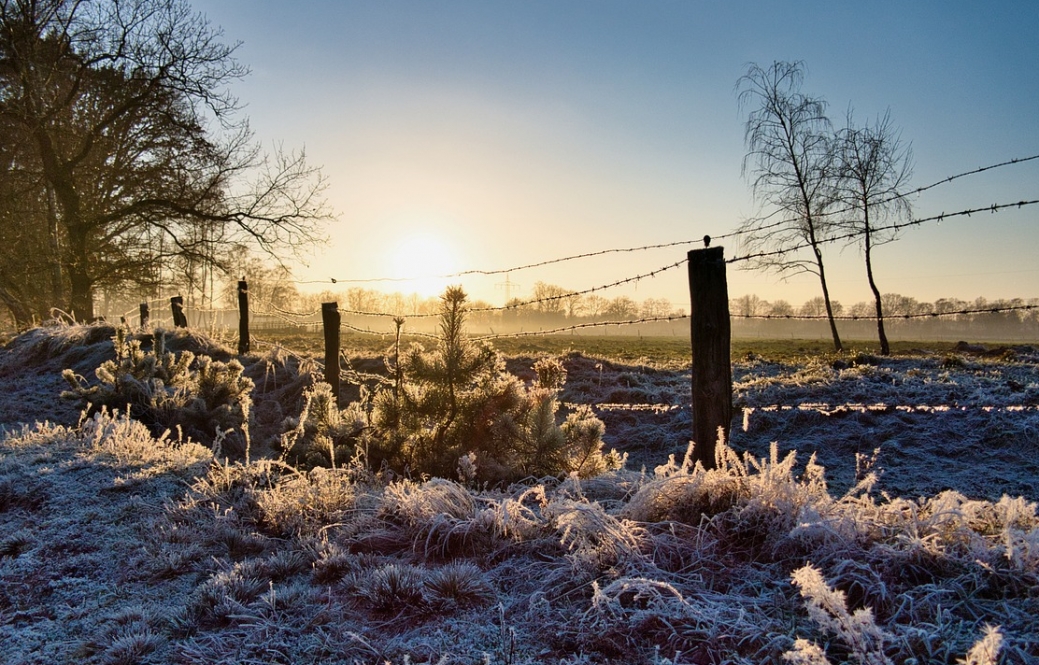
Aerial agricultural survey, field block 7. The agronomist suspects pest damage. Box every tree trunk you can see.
[0,284,34,328]
[863,220,890,355]
[813,247,843,352]
[67,264,95,322]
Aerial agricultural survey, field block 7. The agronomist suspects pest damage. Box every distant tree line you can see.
[731,293,1039,342]
[59,261,1038,342]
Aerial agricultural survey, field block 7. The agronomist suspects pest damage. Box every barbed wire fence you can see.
[125,154,1036,350]
[96,156,1038,438]
[226,201,1038,344]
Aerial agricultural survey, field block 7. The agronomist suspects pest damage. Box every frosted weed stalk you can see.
[789,564,892,665]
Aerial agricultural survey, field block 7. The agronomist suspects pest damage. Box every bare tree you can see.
[768,299,794,317]
[0,0,330,321]
[736,61,843,351]
[531,281,571,315]
[730,294,767,318]
[835,110,914,355]
[584,295,608,319]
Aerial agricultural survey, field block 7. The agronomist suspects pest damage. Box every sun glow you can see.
[386,232,461,298]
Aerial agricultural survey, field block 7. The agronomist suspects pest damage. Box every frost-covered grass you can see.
[1,325,1038,662]
[1,412,1036,663]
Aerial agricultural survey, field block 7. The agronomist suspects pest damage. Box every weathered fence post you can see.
[688,246,733,469]
[170,296,188,328]
[139,302,149,329]
[237,279,250,354]
[322,301,341,407]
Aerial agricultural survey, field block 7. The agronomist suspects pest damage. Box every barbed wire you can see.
[727,199,1039,266]
[294,239,706,287]
[285,301,1035,343]
[732,303,1039,321]
[473,314,691,340]
[578,402,1039,414]
[470,258,688,313]
[339,321,441,340]
[733,153,1039,237]
[275,258,691,322]
[893,154,1039,200]
[289,154,1038,288]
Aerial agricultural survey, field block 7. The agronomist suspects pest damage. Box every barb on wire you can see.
[340,321,441,340]
[474,314,690,340]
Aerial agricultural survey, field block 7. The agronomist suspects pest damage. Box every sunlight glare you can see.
[387,232,461,298]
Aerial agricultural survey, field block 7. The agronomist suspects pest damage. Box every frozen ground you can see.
[4,324,1036,505]
[1,324,1037,663]
[524,345,1039,503]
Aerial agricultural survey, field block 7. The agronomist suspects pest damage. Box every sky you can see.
[192,0,1038,311]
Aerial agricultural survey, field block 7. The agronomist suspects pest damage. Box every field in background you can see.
[253,328,970,368]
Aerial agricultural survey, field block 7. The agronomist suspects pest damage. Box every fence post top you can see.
[688,245,725,261]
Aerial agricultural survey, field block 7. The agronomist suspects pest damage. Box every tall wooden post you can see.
[322,302,341,407]
[688,246,732,469]
[139,302,149,329]
[170,296,187,328]
[237,279,250,354]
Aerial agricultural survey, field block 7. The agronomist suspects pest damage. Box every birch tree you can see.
[835,110,914,355]
[736,61,843,351]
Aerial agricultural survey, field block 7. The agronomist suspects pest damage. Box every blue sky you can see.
[194,0,1038,309]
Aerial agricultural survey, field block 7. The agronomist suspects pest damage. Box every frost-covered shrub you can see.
[362,287,620,483]
[62,327,253,456]
[277,381,369,469]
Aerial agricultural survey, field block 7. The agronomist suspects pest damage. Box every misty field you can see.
[1,324,1037,664]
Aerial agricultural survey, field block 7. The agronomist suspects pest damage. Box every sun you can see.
[387,232,460,298]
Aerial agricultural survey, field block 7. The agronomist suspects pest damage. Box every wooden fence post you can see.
[139,302,149,329]
[237,279,250,354]
[688,246,733,469]
[170,296,187,328]
[322,302,341,407]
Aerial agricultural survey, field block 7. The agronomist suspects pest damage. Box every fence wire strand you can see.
[727,199,1039,266]
[287,154,1038,287]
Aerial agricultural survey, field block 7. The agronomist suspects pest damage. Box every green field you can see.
[250,328,964,367]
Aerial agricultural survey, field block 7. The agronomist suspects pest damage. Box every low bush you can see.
[62,327,253,457]
[280,287,622,483]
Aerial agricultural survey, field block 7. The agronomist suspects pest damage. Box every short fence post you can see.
[322,302,341,407]
[688,246,733,469]
[237,279,250,354]
[139,302,149,329]
[170,296,187,328]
